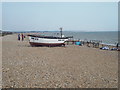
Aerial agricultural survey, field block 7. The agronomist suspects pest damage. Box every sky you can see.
[2,2,118,31]
[1,0,120,2]
[0,3,2,30]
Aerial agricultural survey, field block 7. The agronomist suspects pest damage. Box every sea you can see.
[38,31,118,45]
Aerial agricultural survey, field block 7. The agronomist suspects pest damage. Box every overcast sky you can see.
[1,0,119,2]
[2,2,118,31]
[0,3,2,30]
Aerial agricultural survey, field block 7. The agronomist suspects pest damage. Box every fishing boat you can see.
[28,28,73,46]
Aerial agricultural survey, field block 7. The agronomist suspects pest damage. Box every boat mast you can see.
[60,27,63,38]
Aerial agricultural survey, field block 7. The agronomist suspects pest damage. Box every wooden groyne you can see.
[66,39,120,50]
[65,39,103,48]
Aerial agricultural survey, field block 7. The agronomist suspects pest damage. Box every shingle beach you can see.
[2,34,118,88]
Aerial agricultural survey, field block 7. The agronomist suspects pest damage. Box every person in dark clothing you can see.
[18,34,20,41]
[21,33,24,41]
[116,43,119,49]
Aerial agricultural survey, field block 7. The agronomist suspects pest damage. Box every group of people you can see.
[18,33,25,41]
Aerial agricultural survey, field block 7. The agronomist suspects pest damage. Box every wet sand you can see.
[2,34,118,88]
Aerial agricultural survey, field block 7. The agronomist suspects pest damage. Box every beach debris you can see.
[111,48,118,51]
[100,46,109,50]
[75,41,82,46]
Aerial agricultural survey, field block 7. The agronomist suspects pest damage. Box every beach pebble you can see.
[6,68,10,71]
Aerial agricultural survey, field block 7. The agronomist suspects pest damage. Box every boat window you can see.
[31,37,34,39]
[58,39,61,41]
[35,38,38,40]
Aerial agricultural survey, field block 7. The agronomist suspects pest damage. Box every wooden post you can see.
[60,27,63,38]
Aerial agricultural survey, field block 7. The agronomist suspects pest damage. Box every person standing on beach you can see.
[21,33,24,41]
[18,34,20,41]
[116,43,119,49]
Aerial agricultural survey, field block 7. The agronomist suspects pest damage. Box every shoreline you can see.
[1,31,118,45]
[2,33,119,50]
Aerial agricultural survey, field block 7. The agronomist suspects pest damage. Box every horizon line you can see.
[2,30,118,32]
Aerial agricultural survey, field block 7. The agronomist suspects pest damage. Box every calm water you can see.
[41,31,118,44]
